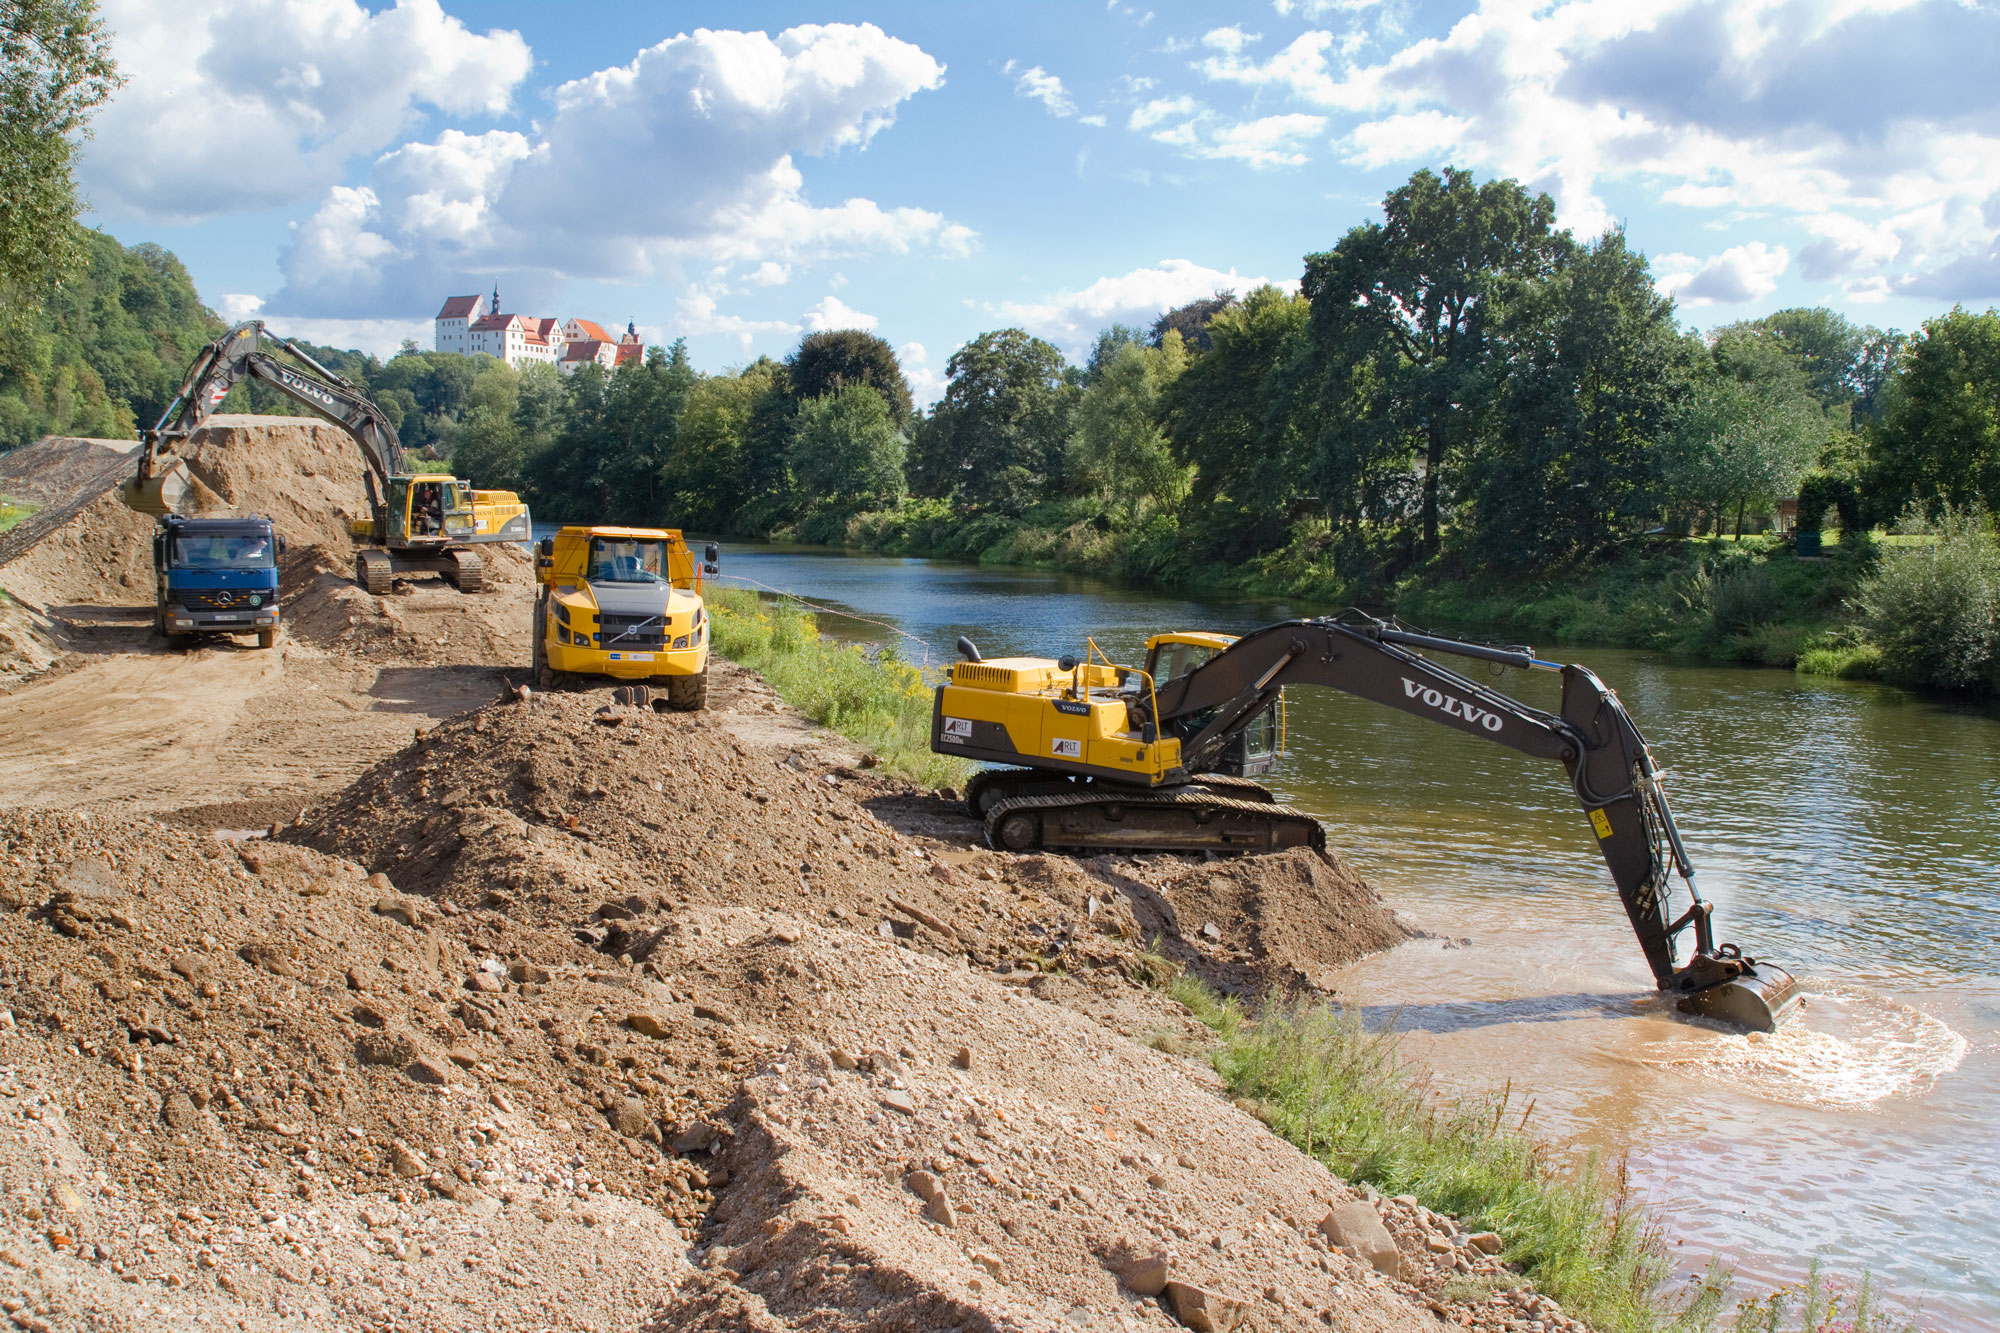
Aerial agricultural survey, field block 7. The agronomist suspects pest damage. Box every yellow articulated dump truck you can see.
[532,525,718,709]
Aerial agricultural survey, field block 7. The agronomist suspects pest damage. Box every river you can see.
[711,540,2000,1327]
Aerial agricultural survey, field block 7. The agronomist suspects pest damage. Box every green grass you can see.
[0,494,37,534]
[706,585,971,789]
[1135,955,1915,1332]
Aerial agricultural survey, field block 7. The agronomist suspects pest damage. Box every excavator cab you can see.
[1144,633,1282,778]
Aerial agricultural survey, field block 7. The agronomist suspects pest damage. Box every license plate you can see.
[943,717,973,738]
[609,652,653,661]
[211,614,247,622]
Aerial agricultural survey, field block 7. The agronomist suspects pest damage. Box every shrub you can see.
[1853,505,2000,693]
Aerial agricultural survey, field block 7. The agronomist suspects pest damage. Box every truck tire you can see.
[532,596,553,689]
[258,628,277,650]
[667,667,708,712]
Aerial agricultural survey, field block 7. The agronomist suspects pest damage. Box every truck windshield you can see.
[588,538,670,583]
[171,534,274,569]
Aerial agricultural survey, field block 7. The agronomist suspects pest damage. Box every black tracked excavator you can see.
[930,612,1802,1033]
[121,321,530,593]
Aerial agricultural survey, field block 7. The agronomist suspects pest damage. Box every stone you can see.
[1201,922,1221,942]
[1164,1280,1247,1333]
[237,942,297,977]
[1120,1252,1171,1297]
[446,1048,480,1069]
[627,1012,672,1039]
[829,1047,858,1071]
[953,1045,974,1070]
[1469,1231,1503,1255]
[671,1120,717,1153]
[367,873,395,894]
[507,961,551,985]
[1424,1233,1454,1253]
[160,1091,199,1131]
[608,1098,650,1138]
[907,1170,943,1203]
[929,1193,957,1227]
[467,973,502,994]
[692,1002,737,1026]
[1320,1202,1401,1279]
[389,1141,427,1179]
[355,1031,418,1067]
[879,1090,917,1116]
[407,1055,452,1085]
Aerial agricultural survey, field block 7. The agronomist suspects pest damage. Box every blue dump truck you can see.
[152,514,286,649]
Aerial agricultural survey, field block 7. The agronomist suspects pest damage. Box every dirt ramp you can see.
[0,482,159,610]
[0,434,136,507]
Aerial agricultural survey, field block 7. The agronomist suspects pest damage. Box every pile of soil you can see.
[0,436,136,507]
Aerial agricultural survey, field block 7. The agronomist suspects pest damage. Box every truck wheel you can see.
[258,628,277,650]
[667,667,708,712]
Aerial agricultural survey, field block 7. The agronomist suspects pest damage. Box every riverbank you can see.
[792,500,1998,697]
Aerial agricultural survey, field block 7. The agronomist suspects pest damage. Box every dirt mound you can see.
[171,414,372,553]
[0,435,136,506]
[1143,851,1413,996]
[0,482,159,611]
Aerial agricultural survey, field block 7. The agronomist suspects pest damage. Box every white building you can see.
[434,291,636,371]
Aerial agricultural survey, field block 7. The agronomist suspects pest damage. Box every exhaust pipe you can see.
[956,635,982,663]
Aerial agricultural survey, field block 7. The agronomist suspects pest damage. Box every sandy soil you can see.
[0,422,1589,1333]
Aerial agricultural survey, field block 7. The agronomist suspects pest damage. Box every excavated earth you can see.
[0,423,1592,1332]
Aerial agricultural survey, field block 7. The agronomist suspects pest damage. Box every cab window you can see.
[588,538,669,583]
[1152,642,1213,683]
[1243,706,1278,759]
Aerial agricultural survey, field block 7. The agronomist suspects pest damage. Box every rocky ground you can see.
[0,422,1593,1332]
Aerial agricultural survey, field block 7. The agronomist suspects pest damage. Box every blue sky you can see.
[77,0,2000,402]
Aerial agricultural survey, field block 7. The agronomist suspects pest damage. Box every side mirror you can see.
[704,543,719,563]
[276,536,289,556]
[702,563,718,576]
[1141,722,1158,744]
[536,537,553,558]
[1057,654,1078,673]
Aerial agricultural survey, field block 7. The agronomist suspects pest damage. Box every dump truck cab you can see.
[533,525,716,709]
[153,514,285,649]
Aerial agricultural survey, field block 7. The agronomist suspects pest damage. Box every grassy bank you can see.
[820,498,2000,698]
[0,495,36,534]
[705,585,970,789]
[1137,956,1912,1332]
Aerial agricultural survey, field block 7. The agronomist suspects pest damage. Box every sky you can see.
[74,0,2000,404]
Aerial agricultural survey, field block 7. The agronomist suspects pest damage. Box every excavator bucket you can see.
[1676,961,1803,1033]
[120,460,192,516]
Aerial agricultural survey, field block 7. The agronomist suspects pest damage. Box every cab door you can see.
[386,479,411,545]
[440,481,474,539]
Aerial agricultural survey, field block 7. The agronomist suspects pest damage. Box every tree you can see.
[443,406,526,493]
[0,0,119,317]
[1469,230,1693,566]
[1866,306,2000,518]
[1162,285,1312,561]
[789,383,906,509]
[667,361,778,530]
[913,329,1074,512]
[1303,167,1563,553]
[1070,331,1188,517]
[1710,307,1902,424]
[1668,333,1829,536]
[1084,324,1147,385]
[1150,293,1236,352]
[786,329,911,422]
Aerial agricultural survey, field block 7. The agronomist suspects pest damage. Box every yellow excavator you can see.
[931,612,1801,1033]
[122,322,529,593]
[531,524,716,708]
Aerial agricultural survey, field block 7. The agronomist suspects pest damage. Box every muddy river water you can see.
[716,543,2000,1326]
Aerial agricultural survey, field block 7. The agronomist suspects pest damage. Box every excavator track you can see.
[355,549,393,596]
[444,548,484,593]
[965,767,1278,819]
[983,788,1324,855]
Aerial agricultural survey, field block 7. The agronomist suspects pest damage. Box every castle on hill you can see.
[433,287,643,376]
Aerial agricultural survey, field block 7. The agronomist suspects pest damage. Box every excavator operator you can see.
[412,482,444,535]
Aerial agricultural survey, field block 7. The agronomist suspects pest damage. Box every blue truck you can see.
[152,514,286,649]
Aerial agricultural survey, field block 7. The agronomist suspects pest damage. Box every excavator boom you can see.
[933,613,1801,1033]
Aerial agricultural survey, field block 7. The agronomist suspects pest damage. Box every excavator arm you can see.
[1136,613,1801,1031]
[124,321,404,515]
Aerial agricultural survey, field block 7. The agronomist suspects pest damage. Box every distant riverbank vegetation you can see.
[6,168,1997,695]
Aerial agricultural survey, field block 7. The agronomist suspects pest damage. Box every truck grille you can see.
[595,613,667,648]
[179,589,269,610]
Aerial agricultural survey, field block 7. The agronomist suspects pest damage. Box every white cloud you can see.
[676,288,800,351]
[1196,0,2000,294]
[1200,113,1327,167]
[81,0,532,222]
[217,294,265,322]
[802,295,879,332]
[994,259,1295,350]
[1656,242,1791,306]
[747,261,793,287]
[1079,114,1108,128]
[1202,27,1260,55]
[1130,95,1201,131]
[1005,61,1078,118]
[268,24,967,317]
[898,341,928,364]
